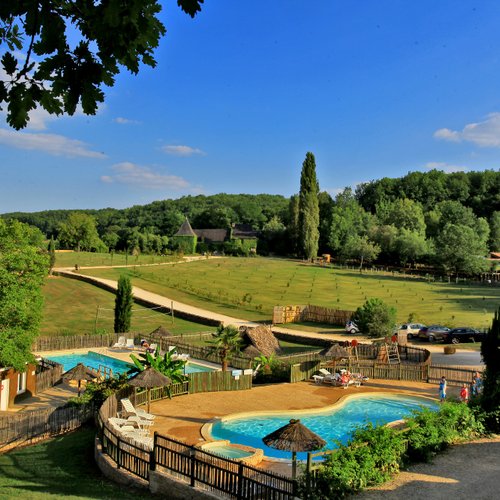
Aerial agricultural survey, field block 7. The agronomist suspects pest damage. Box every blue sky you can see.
[2,0,500,213]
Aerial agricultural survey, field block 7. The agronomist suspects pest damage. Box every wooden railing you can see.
[154,433,297,499]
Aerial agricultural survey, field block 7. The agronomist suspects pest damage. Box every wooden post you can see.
[236,461,244,500]
[117,436,121,469]
[94,306,100,334]
[150,432,157,471]
[190,449,196,487]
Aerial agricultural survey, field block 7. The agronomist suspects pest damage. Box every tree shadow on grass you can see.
[0,425,152,499]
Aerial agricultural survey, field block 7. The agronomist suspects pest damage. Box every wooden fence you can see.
[273,305,354,326]
[428,365,482,387]
[35,358,64,393]
[0,404,94,448]
[161,339,253,370]
[33,333,116,352]
[189,371,253,394]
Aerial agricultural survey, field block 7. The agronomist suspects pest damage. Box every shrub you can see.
[405,402,484,462]
[352,298,397,337]
[300,424,406,498]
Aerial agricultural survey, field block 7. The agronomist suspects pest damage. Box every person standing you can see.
[439,376,447,402]
[460,383,469,403]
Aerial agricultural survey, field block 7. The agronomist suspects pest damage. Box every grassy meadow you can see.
[76,256,500,329]
[54,250,177,268]
[42,276,214,336]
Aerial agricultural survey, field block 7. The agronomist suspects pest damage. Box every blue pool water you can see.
[47,351,214,375]
[210,394,438,460]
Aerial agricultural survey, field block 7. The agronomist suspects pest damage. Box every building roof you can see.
[175,218,197,237]
[232,224,259,239]
[194,228,228,243]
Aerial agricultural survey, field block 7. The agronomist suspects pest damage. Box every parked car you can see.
[398,323,426,340]
[345,320,360,334]
[443,327,485,344]
[417,325,450,343]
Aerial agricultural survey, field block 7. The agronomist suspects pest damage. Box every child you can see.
[439,376,447,402]
[460,383,469,403]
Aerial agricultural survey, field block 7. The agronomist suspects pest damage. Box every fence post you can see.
[150,432,157,471]
[236,461,244,500]
[190,449,196,487]
[117,436,121,469]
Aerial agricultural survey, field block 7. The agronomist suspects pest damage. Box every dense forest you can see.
[2,169,500,275]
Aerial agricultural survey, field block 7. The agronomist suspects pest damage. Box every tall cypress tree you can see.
[298,152,320,261]
[480,306,500,430]
[114,275,133,333]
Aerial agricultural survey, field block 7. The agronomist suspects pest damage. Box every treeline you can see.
[2,169,500,274]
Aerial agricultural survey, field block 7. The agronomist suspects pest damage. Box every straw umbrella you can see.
[263,419,326,478]
[128,367,171,413]
[62,363,96,397]
[320,343,349,360]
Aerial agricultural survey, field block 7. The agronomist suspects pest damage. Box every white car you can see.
[398,323,426,340]
[345,321,360,334]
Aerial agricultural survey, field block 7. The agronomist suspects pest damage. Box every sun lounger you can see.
[312,375,324,384]
[120,398,155,420]
[125,338,135,349]
[112,336,126,348]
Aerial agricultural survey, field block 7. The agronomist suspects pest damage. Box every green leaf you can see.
[1,52,18,76]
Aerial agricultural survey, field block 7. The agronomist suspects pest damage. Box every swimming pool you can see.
[47,351,215,375]
[208,394,438,460]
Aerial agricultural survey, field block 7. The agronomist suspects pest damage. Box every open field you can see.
[79,257,500,328]
[42,276,214,336]
[54,250,177,268]
[0,426,150,499]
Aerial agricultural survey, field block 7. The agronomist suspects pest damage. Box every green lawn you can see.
[0,426,151,500]
[42,276,214,336]
[55,250,177,268]
[78,257,500,329]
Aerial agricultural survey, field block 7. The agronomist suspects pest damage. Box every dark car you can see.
[417,325,450,343]
[443,327,485,344]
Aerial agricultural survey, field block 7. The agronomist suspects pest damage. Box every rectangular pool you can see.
[46,351,215,375]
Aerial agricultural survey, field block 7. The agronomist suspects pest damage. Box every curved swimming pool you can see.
[208,394,438,460]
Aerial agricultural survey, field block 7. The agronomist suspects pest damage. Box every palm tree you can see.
[209,324,243,371]
[129,346,187,397]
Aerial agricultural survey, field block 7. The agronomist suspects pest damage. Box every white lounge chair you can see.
[312,375,324,384]
[120,398,155,421]
[252,363,262,377]
[112,336,126,348]
[125,338,135,349]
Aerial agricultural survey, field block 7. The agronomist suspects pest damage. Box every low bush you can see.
[406,402,484,462]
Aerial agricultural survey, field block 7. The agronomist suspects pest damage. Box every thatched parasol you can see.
[62,363,97,397]
[263,419,326,478]
[320,343,350,360]
[240,325,281,357]
[128,367,171,413]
